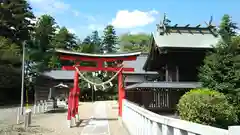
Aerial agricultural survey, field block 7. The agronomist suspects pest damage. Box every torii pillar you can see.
[67,69,80,127]
[118,69,124,116]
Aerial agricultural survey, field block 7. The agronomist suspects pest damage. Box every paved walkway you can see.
[81,101,109,135]
[1,101,129,135]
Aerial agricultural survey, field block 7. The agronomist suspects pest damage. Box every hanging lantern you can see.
[103,72,107,77]
[94,85,97,91]
[98,71,101,74]
[88,83,91,88]
[95,72,98,76]
[92,72,95,77]
[109,82,113,87]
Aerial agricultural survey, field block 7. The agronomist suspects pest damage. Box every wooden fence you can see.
[125,88,188,113]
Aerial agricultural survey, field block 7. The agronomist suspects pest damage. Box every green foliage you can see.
[121,44,149,52]
[0,37,21,65]
[177,89,238,129]
[198,14,240,104]
[0,37,21,103]
[219,14,238,42]
[91,31,102,53]
[53,27,77,50]
[29,15,58,72]
[102,25,118,53]
[0,0,35,46]
[120,33,151,46]
[119,33,150,52]
[34,15,58,51]
[199,38,240,94]
[81,36,96,53]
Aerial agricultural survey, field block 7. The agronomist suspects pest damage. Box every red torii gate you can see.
[55,49,141,128]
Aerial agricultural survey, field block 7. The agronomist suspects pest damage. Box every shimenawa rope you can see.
[74,66,123,86]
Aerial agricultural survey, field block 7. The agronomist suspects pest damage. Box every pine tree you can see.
[91,31,101,53]
[0,0,35,46]
[81,36,95,53]
[30,15,58,71]
[219,14,238,42]
[102,25,118,53]
[53,27,77,50]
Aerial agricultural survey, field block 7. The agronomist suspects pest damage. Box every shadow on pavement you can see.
[112,106,118,109]
[74,117,118,128]
[44,108,68,113]
[90,117,118,121]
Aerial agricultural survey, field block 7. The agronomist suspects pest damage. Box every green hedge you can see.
[177,88,238,129]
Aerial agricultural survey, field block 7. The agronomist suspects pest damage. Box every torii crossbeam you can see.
[55,49,141,128]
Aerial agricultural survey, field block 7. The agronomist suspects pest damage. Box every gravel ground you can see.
[0,107,19,126]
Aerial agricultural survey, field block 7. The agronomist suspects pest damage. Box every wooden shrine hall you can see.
[123,18,220,114]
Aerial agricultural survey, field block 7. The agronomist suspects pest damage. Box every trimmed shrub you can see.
[177,88,238,129]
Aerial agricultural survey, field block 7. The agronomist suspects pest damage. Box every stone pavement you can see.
[80,101,109,135]
[80,101,129,135]
[2,101,129,135]
[105,101,129,135]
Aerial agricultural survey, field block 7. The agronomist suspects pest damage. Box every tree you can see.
[119,33,151,52]
[198,14,240,104]
[102,25,118,53]
[53,27,77,50]
[91,31,102,53]
[81,36,95,53]
[0,37,21,104]
[199,38,240,97]
[219,14,238,42]
[0,0,35,46]
[0,37,21,65]
[30,15,58,72]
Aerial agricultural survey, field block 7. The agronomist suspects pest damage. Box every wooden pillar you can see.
[176,66,179,82]
[118,71,124,117]
[165,64,168,82]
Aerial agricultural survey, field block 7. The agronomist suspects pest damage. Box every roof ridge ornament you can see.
[204,16,213,27]
[156,15,218,36]
[157,13,171,35]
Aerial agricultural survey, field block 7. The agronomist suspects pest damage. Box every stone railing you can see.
[17,100,50,124]
[122,99,239,135]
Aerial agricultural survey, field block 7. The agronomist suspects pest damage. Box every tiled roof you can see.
[154,24,220,49]
[123,54,157,74]
[42,70,75,80]
[125,82,202,90]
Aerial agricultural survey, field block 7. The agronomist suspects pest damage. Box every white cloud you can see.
[68,28,76,34]
[88,24,105,31]
[28,0,70,14]
[111,10,158,29]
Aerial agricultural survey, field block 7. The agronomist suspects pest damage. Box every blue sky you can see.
[27,0,239,39]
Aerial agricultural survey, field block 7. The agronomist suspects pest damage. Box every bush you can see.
[177,88,238,129]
